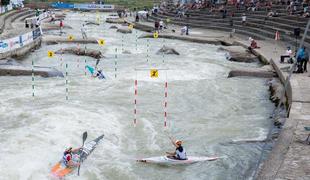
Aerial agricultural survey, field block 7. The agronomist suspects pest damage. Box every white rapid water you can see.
[0,12,274,180]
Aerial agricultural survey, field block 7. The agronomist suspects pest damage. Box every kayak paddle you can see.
[77,131,88,176]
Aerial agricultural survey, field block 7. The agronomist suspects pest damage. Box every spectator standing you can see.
[135,13,139,22]
[60,20,64,34]
[303,47,309,72]
[242,13,247,25]
[154,20,159,31]
[159,19,164,31]
[295,47,305,73]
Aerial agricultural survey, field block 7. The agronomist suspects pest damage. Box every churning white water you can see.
[0,12,274,180]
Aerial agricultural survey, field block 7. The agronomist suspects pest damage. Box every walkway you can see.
[127,19,310,179]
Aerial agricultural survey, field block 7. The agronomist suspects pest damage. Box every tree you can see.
[1,0,11,6]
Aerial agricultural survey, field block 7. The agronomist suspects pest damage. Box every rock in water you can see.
[85,21,100,26]
[122,50,132,54]
[0,59,63,77]
[156,45,180,55]
[109,25,118,29]
[218,46,257,63]
[106,18,126,24]
[55,47,103,59]
[116,27,132,34]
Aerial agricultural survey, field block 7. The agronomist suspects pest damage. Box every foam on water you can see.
[0,12,274,180]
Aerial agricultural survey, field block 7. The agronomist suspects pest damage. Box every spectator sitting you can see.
[280,46,293,63]
[303,11,310,17]
[181,25,188,35]
[267,10,279,17]
[248,37,260,50]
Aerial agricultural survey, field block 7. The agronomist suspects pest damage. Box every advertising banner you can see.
[0,40,9,53]
[0,30,38,53]
[73,4,114,10]
[22,31,33,46]
[8,36,22,50]
[32,28,41,40]
[51,2,74,9]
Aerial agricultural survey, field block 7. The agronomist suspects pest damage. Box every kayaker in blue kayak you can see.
[63,147,80,167]
[93,69,105,79]
[166,139,187,160]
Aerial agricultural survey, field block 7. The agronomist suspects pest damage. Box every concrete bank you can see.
[0,38,41,60]
[235,40,310,179]
[0,10,18,34]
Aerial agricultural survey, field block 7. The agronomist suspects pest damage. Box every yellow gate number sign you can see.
[150,69,159,78]
[98,39,105,46]
[153,32,159,38]
[128,24,134,29]
[47,51,54,58]
[68,35,74,41]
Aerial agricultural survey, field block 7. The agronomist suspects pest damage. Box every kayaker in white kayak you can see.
[166,139,187,160]
[63,147,80,167]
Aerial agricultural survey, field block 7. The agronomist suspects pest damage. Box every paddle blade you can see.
[77,165,81,176]
[82,131,87,144]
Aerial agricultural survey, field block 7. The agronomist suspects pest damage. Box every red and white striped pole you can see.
[134,76,138,126]
[164,72,168,127]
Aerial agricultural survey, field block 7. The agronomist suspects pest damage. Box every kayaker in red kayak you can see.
[63,147,80,167]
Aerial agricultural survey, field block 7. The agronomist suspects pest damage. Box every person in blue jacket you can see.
[296,47,305,73]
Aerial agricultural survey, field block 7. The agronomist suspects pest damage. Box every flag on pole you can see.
[275,30,280,40]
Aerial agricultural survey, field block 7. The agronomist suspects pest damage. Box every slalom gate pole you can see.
[32,59,35,97]
[162,39,165,63]
[134,72,138,127]
[65,63,69,100]
[77,43,80,68]
[146,39,150,62]
[164,71,168,127]
[135,29,138,52]
[115,48,118,78]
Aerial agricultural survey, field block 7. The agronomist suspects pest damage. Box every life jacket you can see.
[63,151,72,166]
[176,146,187,160]
[97,71,105,79]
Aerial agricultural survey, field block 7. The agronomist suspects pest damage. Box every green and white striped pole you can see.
[121,34,124,52]
[135,29,138,52]
[162,38,165,63]
[146,39,150,62]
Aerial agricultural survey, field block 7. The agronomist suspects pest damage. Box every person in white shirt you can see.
[159,20,164,31]
[242,13,246,25]
[280,46,293,63]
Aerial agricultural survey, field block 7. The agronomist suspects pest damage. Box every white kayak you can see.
[137,156,219,165]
